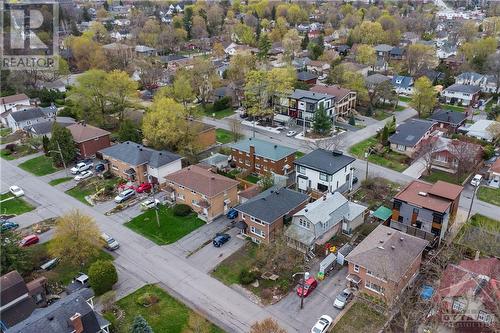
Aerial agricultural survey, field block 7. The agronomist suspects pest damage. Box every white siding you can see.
[147,159,182,184]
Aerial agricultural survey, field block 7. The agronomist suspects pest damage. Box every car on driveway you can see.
[470,174,483,186]
[1,220,19,232]
[95,163,106,172]
[9,185,24,197]
[296,277,318,297]
[333,287,354,309]
[213,233,231,247]
[226,208,238,219]
[136,182,152,193]
[74,170,93,181]
[114,188,135,203]
[71,161,93,174]
[20,234,39,247]
[286,130,297,137]
[311,315,333,333]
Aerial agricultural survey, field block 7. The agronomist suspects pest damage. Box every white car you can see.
[114,188,135,203]
[71,162,93,175]
[333,288,354,309]
[286,130,297,137]
[9,185,24,197]
[140,199,158,210]
[311,315,333,333]
[470,174,482,186]
[74,170,93,181]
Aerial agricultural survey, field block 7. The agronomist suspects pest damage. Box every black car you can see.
[95,163,105,172]
[213,233,231,247]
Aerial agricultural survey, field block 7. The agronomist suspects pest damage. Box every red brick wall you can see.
[78,135,111,158]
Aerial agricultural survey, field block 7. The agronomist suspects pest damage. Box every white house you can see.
[280,89,335,128]
[294,149,356,194]
[455,72,498,93]
[441,84,481,106]
[462,119,499,142]
[6,106,56,131]
[0,93,30,113]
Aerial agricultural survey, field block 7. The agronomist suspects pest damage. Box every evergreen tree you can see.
[132,315,153,333]
[271,5,276,20]
[257,33,271,60]
[42,135,50,154]
[183,6,193,39]
[301,33,309,50]
[49,123,76,166]
[380,125,389,145]
[82,7,90,22]
[256,20,261,39]
[311,105,332,135]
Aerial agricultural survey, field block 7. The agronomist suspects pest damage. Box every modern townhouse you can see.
[281,89,335,128]
[310,84,357,118]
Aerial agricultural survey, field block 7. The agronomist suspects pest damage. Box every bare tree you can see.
[448,140,482,182]
[413,137,440,175]
[135,58,164,90]
[250,318,287,333]
[229,118,242,142]
[487,52,500,94]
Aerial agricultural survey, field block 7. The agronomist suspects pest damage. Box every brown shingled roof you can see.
[165,165,239,197]
[67,123,110,143]
[310,84,351,100]
[0,93,29,105]
[427,181,463,200]
[394,180,461,213]
[490,158,500,174]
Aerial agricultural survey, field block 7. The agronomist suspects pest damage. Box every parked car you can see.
[20,234,39,247]
[226,208,238,219]
[9,185,24,197]
[136,182,152,193]
[310,315,333,333]
[114,188,135,203]
[286,130,297,137]
[1,220,19,232]
[213,233,231,247]
[71,161,93,174]
[333,288,354,309]
[101,233,120,250]
[470,174,483,186]
[296,277,318,297]
[66,273,89,294]
[40,258,59,270]
[95,163,106,172]
[74,170,93,181]
[140,199,159,210]
[485,156,497,166]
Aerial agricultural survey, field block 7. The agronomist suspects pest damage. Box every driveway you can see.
[402,157,426,178]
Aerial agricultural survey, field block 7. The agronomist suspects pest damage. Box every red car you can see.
[296,277,318,297]
[20,235,39,247]
[136,182,152,193]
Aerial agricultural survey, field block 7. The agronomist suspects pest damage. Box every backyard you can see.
[349,136,410,172]
[420,169,467,185]
[455,214,500,257]
[0,192,35,216]
[477,186,500,206]
[125,205,205,245]
[351,177,401,210]
[19,155,60,176]
[110,284,223,333]
[332,301,386,333]
[216,128,237,144]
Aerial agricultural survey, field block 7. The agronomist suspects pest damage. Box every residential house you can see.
[374,58,389,73]
[0,94,30,113]
[285,192,367,253]
[6,288,110,333]
[389,119,437,157]
[462,119,499,142]
[292,57,311,71]
[309,85,357,118]
[5,106,56,131]
[374,44,394,60]
[164,165,239,222]
[429,137,483,174]
[428,109,467,134]
[229,138,296,176]
[487,159,500,185]
[295,149,356,195]
[437,43,457,59]
[99,141,182,184]
[435,258,499,331]
[365,74,391,90]
[38,79,66,93]
[402,31,419,45]
[224,42,257,56]
[25,117,75,138]
[212,86,239,107]
[67,122,111,158]
[297,71,318,85]
[336,45,350,56]
[419,69,445,85]
[389,47,405,60]
[190,120,216,150]
[342,62,370,77]
[135,45,157,57]
[390,180,463,242]
[441,84,481,106]
[199,153,229,170]
[235,187,309,244]
[391,75,414,95]
[345,224,428,304]
[0,271,48,328]
[307,60,331,76]
[282,89,335,128]
[455,72,498,93]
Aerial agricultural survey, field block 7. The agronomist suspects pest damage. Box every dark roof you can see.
[235,187,309,223]
[444,83,481,94]
[9,108,46,122]
[1,271,36,327]
[99,141,181,168]
[391,76,413,89]
[6,288,108,333]
[297,71,318,81]
[25,118,75,135]
[388,119,436,147]
[159,54,187,63]
[429,109,467,126]
[390,47,404,56]
[213,86,235,98]
[294,149,355,175]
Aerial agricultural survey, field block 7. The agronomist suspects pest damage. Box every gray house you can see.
[285,192,367,254]
[6,106,57,131]
[389,119,437,157]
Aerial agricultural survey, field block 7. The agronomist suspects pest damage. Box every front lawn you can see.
[19,155,59,176]
[125,205,205,245]
[477,186,500,206]
[332,301,386,333]
[202,104,235,119]
[1,145,38,160]
[352,177,401,210]
[65,177,122,205]
[372,109,391,121]
[420,170,467,185]
[65,185,94,205]
[0,128,12,137]
[399,96,411,103]
[49,177,73,186]
[245,174,260,184]
[212,242,258,285]
[349,136,409,172]
[216,128,237,144]
[113,284,223,333]
[349,137,379,158]
[0,193,35,216]
[441,104,467,112]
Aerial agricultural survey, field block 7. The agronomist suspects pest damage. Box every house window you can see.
[353,264,359,273]
[255,163,261,169]
[365,281,384,295]
[397,144,406,151]
[250,226,266,238]
[192,199,199,207]
[478,311,492,324]
[319,172,329,181]
[177,193,184,200]
[299,218,310,229]
[452,299,465,312]
[297,165,306,174]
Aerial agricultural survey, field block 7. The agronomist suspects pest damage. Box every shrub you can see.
[5,143,16,152]
[213,96,231,111]
[172,204,192,217]
[102,171,113,179]
[218,146,231,155]
[103,183,115,195]
[239,268,258,285]
[278,279,290,292]
[484,144,495,159]
[87,260,118,296]
[261,288,273,300]
[136,292,159,307]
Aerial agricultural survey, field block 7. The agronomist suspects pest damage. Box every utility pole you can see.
[364,150,370,181]
[49,140,68,176]
[292,272,307,310]
[151,179,160,228]
[466,184,478,223]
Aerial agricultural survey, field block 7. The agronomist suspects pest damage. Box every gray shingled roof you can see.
[297,71,318,81]
[235,187,309,223]
[230,138,295,161]
[10,108,45,122]
[388,119,436,147]
[290,89,333,101]
[294,149,355,175]
[429,109,467,126]
[99,141,181,168]
[444,83,481,94]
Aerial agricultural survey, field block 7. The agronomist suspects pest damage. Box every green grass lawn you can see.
[349,137,379,158]
[0,150,16,160]
[0,145,38,160]
[65,185,94,205]
[0,128,12,137]
[349,136,409,172]
[0,192,35,216]
[398,96,411,103]
[456,214,500,257]
[441,104,467,112]
[49,177,73,186]
[212,242,258,285]
[19,155,59,176]
[245,174,260,184]
[295,151,305,159]
[125,205,205,245]
[216,128,235,144]
[372,109,391,121]
[332,301,386,333]
[114,284,223,333]
[395,105,405,111]
[469,214,499,230]
[202,104,235,119]
[421,170,467,185]
[477,186,500,206]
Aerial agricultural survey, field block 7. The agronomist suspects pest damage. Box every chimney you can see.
[70,313,84,333]
[400,237,404,241]
[474,250,480,261]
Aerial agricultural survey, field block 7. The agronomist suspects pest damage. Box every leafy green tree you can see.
[1,231,31,275]
[161,71,195,112]
[88,260,118,295]
[105,70,138,122]
[117,119,142,143]
[183,6,194,39]
[312,105,332,135]
[257,33,271,60]
[49,123,76,166]
[259,172,275,191]
[132,315,153,333]
[68,69,108,124]
[410,76,436,118]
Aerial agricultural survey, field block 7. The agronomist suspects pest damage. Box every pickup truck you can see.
[66,273,90,294]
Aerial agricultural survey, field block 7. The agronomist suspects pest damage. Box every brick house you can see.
[235,187,309,244]
[345,224,428,305]
[429,137,483,174]
[67,122,111,158]
[190,120,216,150]
[229,138,296,176]
[99,141,182,185]
[164,164,239,222]
[390,180,463,243]
[428,109,467,134]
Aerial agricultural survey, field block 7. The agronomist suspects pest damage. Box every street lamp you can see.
[292,271,308,310]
